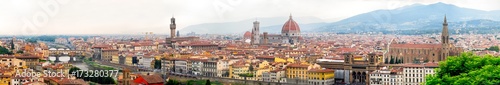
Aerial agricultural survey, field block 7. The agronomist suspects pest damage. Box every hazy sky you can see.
[1,0,500,35]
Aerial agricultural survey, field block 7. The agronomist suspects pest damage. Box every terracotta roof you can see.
[308,68,334,73]
[58,79,88,85]
[244,31,252,38]
[390,44,441,48]
[287,63,308,68]
[256,56,274,59]
[403,63,439,68]
[140,74,164,84]
[282,15,300,33]
[0,55,39,59]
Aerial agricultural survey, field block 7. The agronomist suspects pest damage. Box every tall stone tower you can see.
[441,15,450,61]
[122,68,131,85]
[263,32,268,45]
[170,17,176,39]
[251,20,260,45]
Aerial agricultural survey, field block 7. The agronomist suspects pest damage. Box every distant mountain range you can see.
[182,2,500,34]
[318,2,500,34]
[180,16,327,34]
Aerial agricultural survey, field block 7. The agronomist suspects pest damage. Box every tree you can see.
[249,64,254,73]
[385,58,388,64]
[389,57,394,64]
[16,50,23,54]
[426,52,500,85]
[154,59,162,69]
[205,80,211,85]
[0,46,13,55]
[10,39,14,50]
[166,79,180,85]
[486,46,500,52]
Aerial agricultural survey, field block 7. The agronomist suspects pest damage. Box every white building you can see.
[202,59,218,77]
[217,59,230,77]
[403,63,439,85]
[139,54,154,69]
[173,58,188,74]
[369,67,404,85]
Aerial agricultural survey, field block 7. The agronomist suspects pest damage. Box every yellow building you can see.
[307,69,335,85]
[102,49,118,62]
[229,63,248,79]
[255,61,270,80]
[275,57,295,63]
[0,68,14,85]
[111,55,120,64]
[0,58,26,69]
[125,55,134,66]
[286,63,309,80]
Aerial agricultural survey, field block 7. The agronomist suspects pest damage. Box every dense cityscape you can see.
[1,0,500,85]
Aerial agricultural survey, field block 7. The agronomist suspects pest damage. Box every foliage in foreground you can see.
[426,52,500,85]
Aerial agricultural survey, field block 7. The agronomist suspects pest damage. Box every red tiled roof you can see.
[139,74,164,84]
[308,68,334,73]
[244,31,252,38]
[390,44,441,48]
[282,15,300,33]
[287,63,308,68]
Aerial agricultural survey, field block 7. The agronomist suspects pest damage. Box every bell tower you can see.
[441,15,450,61]
[170,16,176,39]
[251,20,260,45]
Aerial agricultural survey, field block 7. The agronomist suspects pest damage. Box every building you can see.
[307,68,335,85]
[0,55,39,69]
[133,74,164,85]
[403,63,439,85]
[251,20,260,45]
[229,60,249,79]
[216,59,230,77]
[125,54,135,66]
[91,45,111,60]
[140,54,155,69]
[0,58,26,69]
[341,53,382,84]
[161,58,174,73]
[269,69,286,82]
[111,55,120,64]
[246,14,302,45]
[165,17,200,47]
[178,43,219,51]
[0,68,14,85]
[188,58,205,76]
[173,58,188,74]
[369,67,404,85]
[285,62,309,84]
[170,16,176,39]
[102,49,118,62]
[386,16,463,64]
[202,59,218,77]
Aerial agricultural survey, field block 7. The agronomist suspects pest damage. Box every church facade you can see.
[386,16,463,64]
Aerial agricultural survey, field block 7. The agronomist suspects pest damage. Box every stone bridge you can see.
[49,49,85,56]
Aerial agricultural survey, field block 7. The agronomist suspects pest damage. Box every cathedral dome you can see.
[244,31,252,39]
[281,15,300,34]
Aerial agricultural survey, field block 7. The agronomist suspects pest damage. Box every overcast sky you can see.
[1,0,500,35]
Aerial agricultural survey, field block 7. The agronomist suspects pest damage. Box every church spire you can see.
[443,14,447,24]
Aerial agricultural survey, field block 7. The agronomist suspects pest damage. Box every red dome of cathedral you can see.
[281,15,300,34]
[244,31,252,39]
